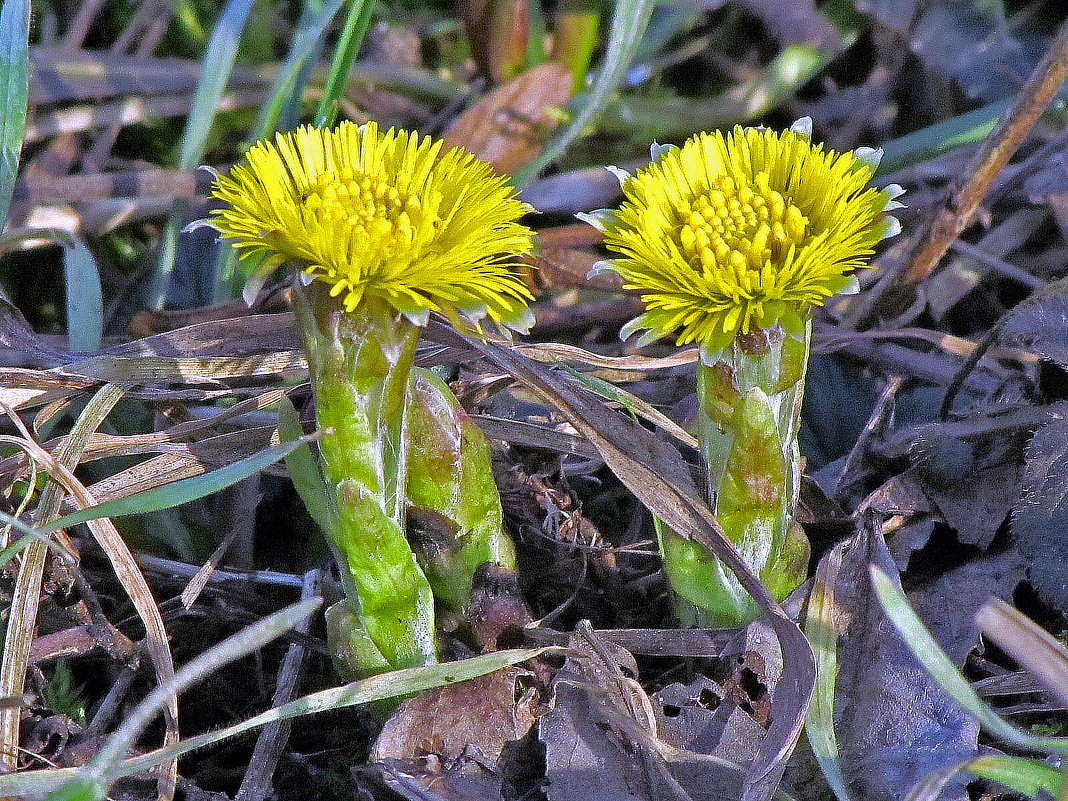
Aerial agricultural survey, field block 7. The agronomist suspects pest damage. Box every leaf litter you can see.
[4,2,1068,801]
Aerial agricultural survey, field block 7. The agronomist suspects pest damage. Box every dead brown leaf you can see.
[372,665,538,765]
[541,624,672,801]
[443,62,572,176]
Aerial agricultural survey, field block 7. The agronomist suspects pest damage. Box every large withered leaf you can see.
[1011,417,1068,612]
[541,624,759,801]
[734,0,841,52]
[541,627,656,801]
[910,2,1036,102]
[998,278,1068,369]
[853,0,919,32]
[908,548,1028,667]
[372,665,536,764]
[810,524,979,801]
[654,621,783,766]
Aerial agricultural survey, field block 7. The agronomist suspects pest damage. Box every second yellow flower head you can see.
[585,119,903,354]
[208,121,536,330]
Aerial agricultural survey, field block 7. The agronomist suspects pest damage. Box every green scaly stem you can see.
[293,280,437,672]
[661,321,812,627]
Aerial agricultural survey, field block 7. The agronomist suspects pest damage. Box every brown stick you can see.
[868,17,1068,318]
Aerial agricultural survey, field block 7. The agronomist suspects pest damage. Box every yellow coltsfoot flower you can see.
[583,118,903,355]
[206,120,536,331]
[203,122,537,674]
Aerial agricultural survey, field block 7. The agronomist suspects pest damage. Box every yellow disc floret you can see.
[676,172,809,276]
[592,121,903,353]
[207,121,536,329]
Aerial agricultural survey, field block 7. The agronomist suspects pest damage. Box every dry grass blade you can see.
[471,415,602,460]
[561,366,698,450]
[11,166,213,208]
[975,599,1068,709]
[517,341,700,371]
[109,313,302,357]
[25,88,269,143]
[3,598,323,801]
[0,389,286,490]
[436,323,815,801]
[0,645,550,798]
[0,388,180,799]
[54,352,306,385]
[1,306,301,369]
[804,539,853,801]
[236,570,321,801]
[77,429,278,506]
[28,47,272,106]
[0,369,93,411]
[0,385,126,771]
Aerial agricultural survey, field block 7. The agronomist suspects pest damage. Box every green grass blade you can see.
[314,0,375,128]
[0,0,30,228]
[552,0,601,91]
[878,100,1010,175]
[153,0,257,308]
[902,761,972,801]
[512,0,656,186]
[278,395,338,535]
[965,755,1062,799]
[43,598,323,801]
[178,0,256,170]
[0,513,77,567]
[804,542,853,801]
[558,364,696,447]
[63,237,103,353]
[0,646,549,798]
[251,0,346,140]
[39,437,310,533]
[113,647,548,779]
[870,566,1068,756]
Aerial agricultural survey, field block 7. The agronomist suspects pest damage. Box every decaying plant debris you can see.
[3,2,1068,800]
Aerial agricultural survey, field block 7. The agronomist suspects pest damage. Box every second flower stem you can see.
[663,323,812,627]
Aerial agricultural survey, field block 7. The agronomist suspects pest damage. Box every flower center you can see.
[674,171,809,276]
[303,171,444,258]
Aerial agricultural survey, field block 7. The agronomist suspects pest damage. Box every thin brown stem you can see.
[866,16,1068,320]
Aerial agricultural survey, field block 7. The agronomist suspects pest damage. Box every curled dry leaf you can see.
[369,661,542,801]
[541,624,665,801]
[543,623,774,801]
[655,622,784,766]
[443,62,573,176]
[372,664,538,764]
